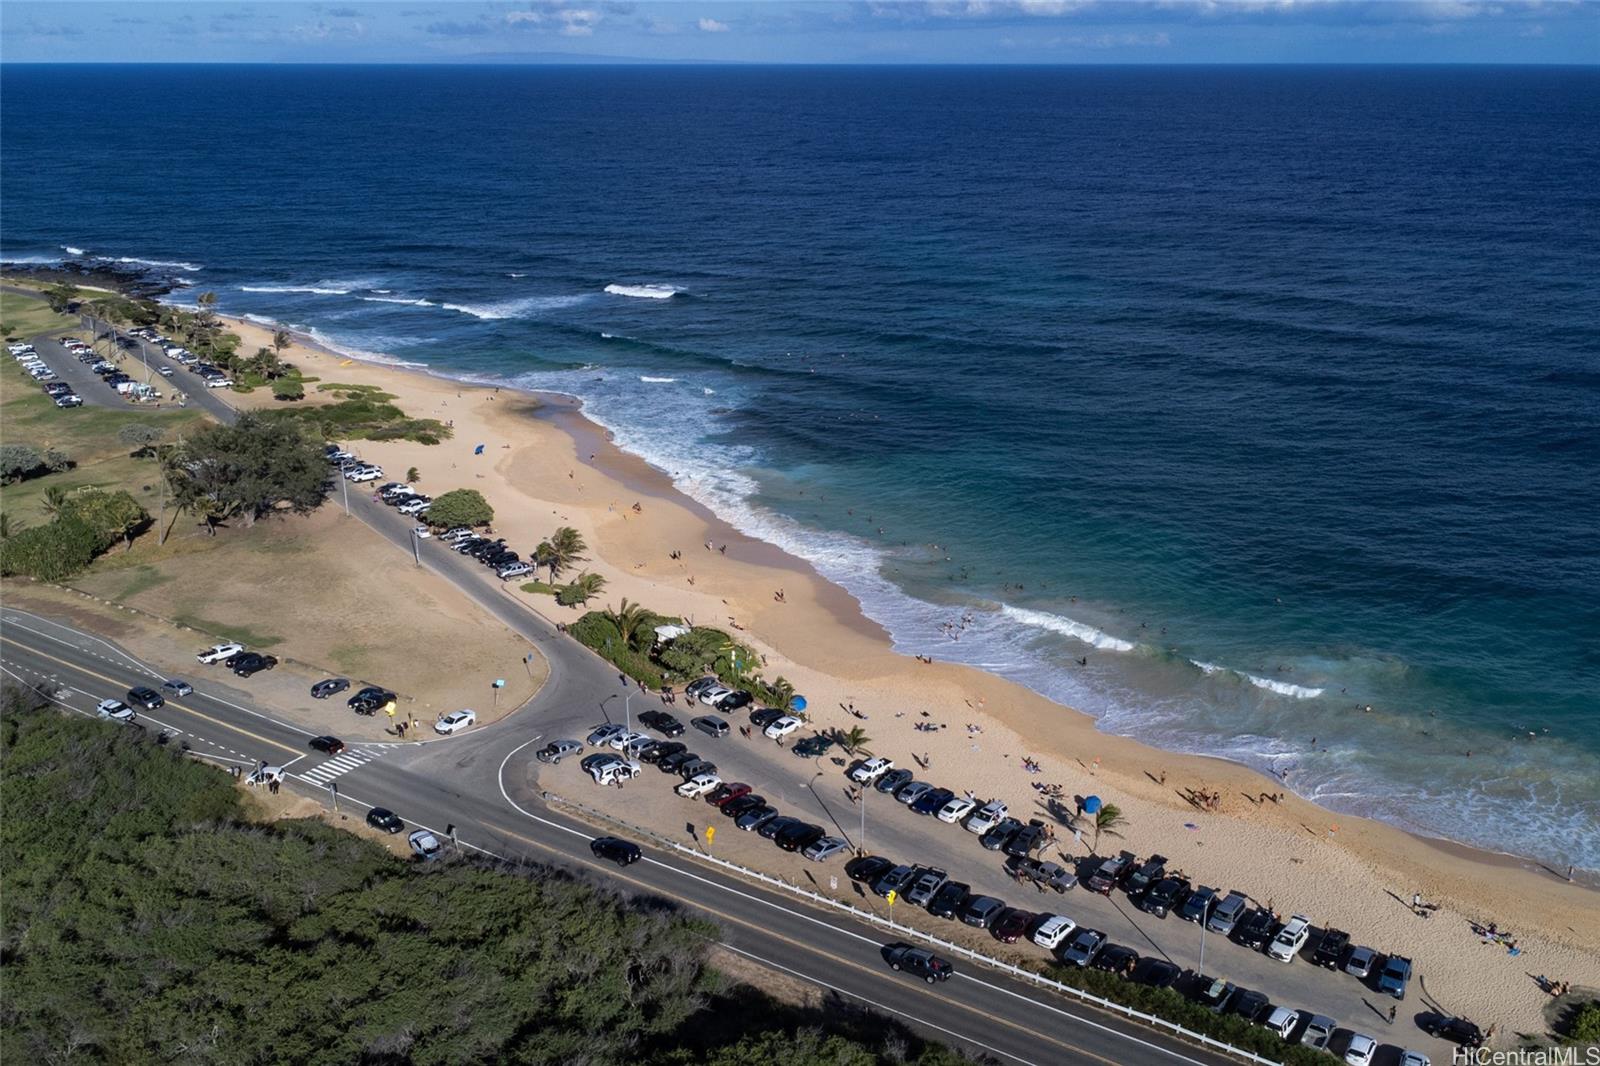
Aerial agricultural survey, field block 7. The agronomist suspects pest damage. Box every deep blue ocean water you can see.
[4,64,1597,866]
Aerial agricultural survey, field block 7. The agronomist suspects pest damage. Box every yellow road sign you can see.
[705,826,715,845]
[885,890,896,906]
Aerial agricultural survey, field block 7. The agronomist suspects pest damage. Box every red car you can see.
[709,782,753,807]
[991,907,1035,944]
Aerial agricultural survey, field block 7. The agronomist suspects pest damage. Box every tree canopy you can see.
[0,443,72,484]
[425,488,494,528]
[163,414,327,529]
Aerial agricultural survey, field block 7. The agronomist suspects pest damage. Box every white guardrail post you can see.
[543,792,1276,1066]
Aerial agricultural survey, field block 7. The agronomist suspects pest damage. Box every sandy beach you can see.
[222,313,1600,1039]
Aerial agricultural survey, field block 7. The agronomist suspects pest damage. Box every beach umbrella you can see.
[790,695,808,712]
[1083,795,1103,814]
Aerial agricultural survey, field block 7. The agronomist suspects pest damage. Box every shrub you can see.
[425,488,493,529]
[569,611,621,650]
[1567,1000,1600,1045]
[0,444,70,484]
[272,379,305,401]
[0,516,100,580]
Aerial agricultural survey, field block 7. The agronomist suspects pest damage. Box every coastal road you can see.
[0,608,1247,1066]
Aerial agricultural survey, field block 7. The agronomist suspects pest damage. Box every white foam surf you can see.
[360,295,437,307]
[112,255,203,272]
[439,294,587,320]
[604,283,679,300]
[242,284,351,296]
[1191,660,1324,699]
[62,245,87,256]
[639,375,677,383]
[1001,604,1138,652]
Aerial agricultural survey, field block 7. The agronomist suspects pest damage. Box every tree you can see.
[556,572,606,607]
[837,726,872,755]
[406,467,420,484]
[425,488,493,529]
[764,676,796,712]
[0,516,99,580]
[272,328,291,356]
[44,283,80,313]
[117,423,163,457]
[164,414,327,532]
[61,489,148,553]
[546,526,587,581]
[272,379,305,402]
[1,444,70,484]
[1091,803,1126,855]
[602,597,651,645]
[40,486,72,519]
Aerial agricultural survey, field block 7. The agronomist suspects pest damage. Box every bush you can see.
[0,516,100,580]
[272,379,305,401]
[0,444,71,484]
[569,610,621,650]
[425,488,494,529]
[1566,1000,1600,1045]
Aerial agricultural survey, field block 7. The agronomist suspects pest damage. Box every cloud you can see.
[1051,30,1171,46]
[426,19,492,36]
[504,4,605,35]
[698,17,730,31]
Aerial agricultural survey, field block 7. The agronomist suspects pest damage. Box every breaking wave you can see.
[1000,605,1138,652]
[605,283,680,299]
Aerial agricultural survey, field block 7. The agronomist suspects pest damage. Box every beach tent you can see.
[790,695,808,712]
[653,624,691,644]
[1083,795,1103,815]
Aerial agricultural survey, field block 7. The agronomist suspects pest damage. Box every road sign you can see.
[885,890,896,906]
[492,679,505,688]
[705,826,715,845]
[384,701,397,717]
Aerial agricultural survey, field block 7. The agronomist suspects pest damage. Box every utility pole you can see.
[860,780,867,855]
[341,472,349,517]
[624,691,632,732]
[410,526,421,566]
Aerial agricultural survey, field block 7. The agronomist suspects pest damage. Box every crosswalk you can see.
[298,747,385,786]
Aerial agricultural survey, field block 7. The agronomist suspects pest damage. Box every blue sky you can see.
[2,1,1595,64]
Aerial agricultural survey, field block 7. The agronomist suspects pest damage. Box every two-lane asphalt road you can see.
[0,608,1246,1066]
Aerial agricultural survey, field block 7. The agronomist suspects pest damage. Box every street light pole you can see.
[860,780,867,854]
[624,692,632,732]
[341,472,349,517]
[410,527,421,566]
[1200,915,1207,972]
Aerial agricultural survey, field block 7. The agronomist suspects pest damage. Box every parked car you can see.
[231,653,278,677]
[1179,885,1217,924]
[1060,927,1107,966]
[910,787,956,816]
[872,865,918,899]
[591,760,640,786]
[1302,1015,1338,1051]
[1260,1007,1302,1041]
[408,829,442,861]
[1344,945,1379,979]
[535,739,583,764]
[1377,955,1413,999]
[311,677,351,699]
[884,943,954,984]
[937,796,976,824]
[676,772,721,799]
[641,741,686,764]
[126,686,165,711]
[435,709,477,735]
[638,710,685,737]
[1003,820,1047,858]
[310,735,347,755]
[1236,908,1279,950]
[496,562,533,579]
[1086,853,1133,894]
[586,723,627,746]
[55,393,83,407]
[706,782,752,807]
[590,836,641,866]
[1208,890,1250,935]
[1342,1033,1378,1066]
[581,753,623,775]
[991,907,1034,943]
[348,687,397,714]
[658,750,698,774]
[1191,976,1237,1011]
[803,836,849,862]
[980,816,1024,851]
[875,768,914,794]
[691,715,729,738]
[748,707,786,729]
[1133,958,1183,989]
[1227,988,1271,1022]
[684,677,721,699]
[763,715,803,740]
[366,807,404,833]
[1093,944,1140,977]
[1313,928,1351,969]
[1139,877,1190,919]
[1124,853,1168,898]
[196,642,244,664]
[1007,855,1077,893]
[623,734,658,759]
[1268,915,1312,962]
[757,815,802,841]
[677,757,717,780]
[713,690,753,712]
[964,799,1008,835]
[895,781,933,807]
[1422,1016,1483,1048]
[904,867,949,907]
[160,678,193,698]
[792,734,836,758]
[720,795,766,820]
[849,756,894,784]
[698,685,733,706]
[959,895,1006,929]
[1029,913,1077,950]
[735,805,781,832]
[847,855,895,884]
[775,822,825,853]
[927,880,971,919]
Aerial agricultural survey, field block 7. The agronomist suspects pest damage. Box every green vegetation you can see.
[426,487,494,528]
[0,442,72,484]
[271,378,305,401]
[163,414,328,534]
[534,525,588,581]
[1,696,966,1066]
[1092,803,1127,854]
[1565,1000,1600,1045]
[0,489,148,581]
[169,613,284,649]
[556,571,607,607]
[263,386,450,445]
[315,381,398,401]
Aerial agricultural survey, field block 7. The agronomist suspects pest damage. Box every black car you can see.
[871,864,918,898]
[846,855,895,884]
[1235,908,1279,950]
[749,707,786,729]
[792,734,836,758]
[1132,958,1183,988]
[1178,885,1217,924]
[1124,854,1167,898]
[311,678,350,699]
[348,686,397,714]
[980,816,1024,851]
[721,794,767,819]
[1139,877,1189,919]
[640,740,686,764]
[1189,975,1237,1012]
[714,690,753,712]
[1312,928,1350,969]
[231,653,279,677]
[927,880,971,918]
[658,750,698,774]
[757,815,803,841]
[775,822,826,853]
[1091,944,1140,977]
[1423,1016,1485,1048]
[884,943,954,984]
[366,807,404,833]
[1226,988,1270,1023]
[126,686,165,711]
[309,735,347,755]
[590,836,642,867]
[638,711,685,737]
[1003,821,1047,858]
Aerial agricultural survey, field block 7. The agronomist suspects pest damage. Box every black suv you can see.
[311,677,350,699]
[231,653,279,677]
[366,807,404,833]
[1003,820,1047,858]
[590,837,642,867]
[1423,1016,1484,1048]
[1235,908,1279,950]
[1312,928,1350,969]
[1139,877,1190,919]
[638,711,685,737]
[348,686,397,714]
[927,880,970,919]
[126,686,166,711]
[884,943,954,984]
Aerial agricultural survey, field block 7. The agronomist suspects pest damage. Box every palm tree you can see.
[837,725,872,755]
[568,572,606,606]
[41,485,72,519]
[546,526,587,580]
[764,676,796,712]
[534,540,556,581]
[603,597,650,646]
[1091,803,1126,855]
[195,292,219,358]
[272,328,291,356]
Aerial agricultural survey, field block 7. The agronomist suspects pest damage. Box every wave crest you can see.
[1001,604,1137,652]
[605,283,679,300]
[1191,660,1324,699]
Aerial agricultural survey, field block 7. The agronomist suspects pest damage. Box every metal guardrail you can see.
[544,790,1278,1066]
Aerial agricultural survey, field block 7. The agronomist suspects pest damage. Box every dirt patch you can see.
[240,782,412,858]
[705,944,825,1010]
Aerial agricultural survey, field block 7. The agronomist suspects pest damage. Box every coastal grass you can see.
[0,288,78,339]
[169,613,284,650]
[259,390,450,445]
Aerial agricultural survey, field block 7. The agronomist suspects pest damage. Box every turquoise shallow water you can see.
[3,64,1597,866]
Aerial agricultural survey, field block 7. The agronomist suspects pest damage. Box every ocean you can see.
[3,64,1597,867]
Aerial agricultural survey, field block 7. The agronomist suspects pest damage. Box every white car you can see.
[591,760,640,786]
[1302,1015,1337,1051]
[849,757,894,784]
[434,709,477,735]
[1399,1052,1429,1066]
[346,467,383,483]
[1030,914,1077,950]
[1343,1034,1377,1066]
[764,715,802,740]
[409,829,443,861]
[497,562,534,579]
[676,773,721,798]
[157,365,174,377]
[96,698,136,723]
[698,685,734,707]
[965,799,1009,834]
[411,525,432,539]
[587,723,627,746]
[196,642,244,664]
[396,498,431,515]
[1261,1007,1302,1040]
[1267,914,1312,962]
[246,765,285,786]
[937,796,976,824]
[204,376,233,388]
[609,729,652,751]
[803,836,850,862]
